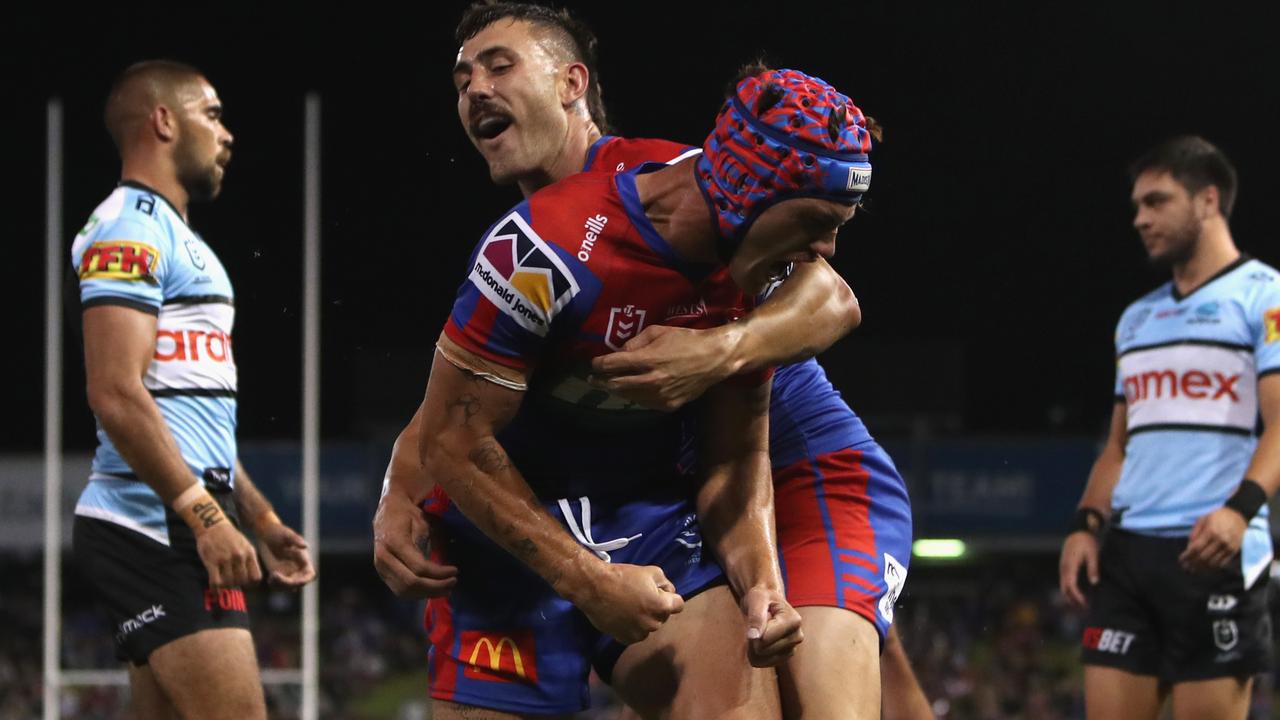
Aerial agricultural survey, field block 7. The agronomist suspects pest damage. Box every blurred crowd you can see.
[1,554,1276,719]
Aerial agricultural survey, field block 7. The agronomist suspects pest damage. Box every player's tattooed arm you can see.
[420,333,601,592]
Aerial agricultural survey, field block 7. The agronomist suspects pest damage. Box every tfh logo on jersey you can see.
[1264,307,1280,343]
[1083,627,1136,655]
[79,240,159,283]
[470,212,580,336]
[460,630,539,683]
[605,305,646,350]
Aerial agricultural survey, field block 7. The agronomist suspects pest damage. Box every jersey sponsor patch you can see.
[469,212,580,336]
[1118,344,1255,433]
[79,240,160,283]
[1264,307,1280,343]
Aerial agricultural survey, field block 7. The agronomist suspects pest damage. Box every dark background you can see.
[9,2,1280,452]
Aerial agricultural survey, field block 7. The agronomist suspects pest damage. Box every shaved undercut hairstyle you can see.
[456,1,611,134]
[104,59,206,152]
[1130,135,1238,219]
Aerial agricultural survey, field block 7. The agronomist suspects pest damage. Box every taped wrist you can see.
[1070,507,1107,537]
[173,484,227,534]
[1224,479,1267,521]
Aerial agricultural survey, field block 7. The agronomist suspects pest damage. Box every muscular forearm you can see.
[233,459,279,532]
[725,258,860,374]
[697,449,783,597]
[383,404,432,502]
[423,436,601,600]
[89,383,199,503]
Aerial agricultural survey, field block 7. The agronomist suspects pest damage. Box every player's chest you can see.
[1118,296,1248,351]
[166,231,234,299]
[570,262,749,354]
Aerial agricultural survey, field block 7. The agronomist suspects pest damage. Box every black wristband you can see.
[1070,507,1107,536]
[1224,479,1267,521]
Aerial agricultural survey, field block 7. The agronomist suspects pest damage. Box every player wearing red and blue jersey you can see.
[387,67,874,720]
[373,5,925,720]
[587,108,914,720]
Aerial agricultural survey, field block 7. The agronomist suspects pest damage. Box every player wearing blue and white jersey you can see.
[73,181,239,542]
[1060,137,1277,720]
[71,61,313,720]
[1110,258,1280,581]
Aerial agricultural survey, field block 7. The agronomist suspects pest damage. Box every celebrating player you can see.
[373,4,926,719]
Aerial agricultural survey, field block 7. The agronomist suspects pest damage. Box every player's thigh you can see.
[127,663,180,720]
[147,627,265,720]
[1084,666,1163,720]
[1170,676,1252,720]
[611,584,781,720]
[431,699,574,720]
[776,606,879,720]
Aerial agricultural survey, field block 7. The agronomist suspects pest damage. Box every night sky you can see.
[9,2,1280,452]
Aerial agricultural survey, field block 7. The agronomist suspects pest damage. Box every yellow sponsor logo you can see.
[460,630,538,683]
[79,240,159,283]
[1265,307,1280,343]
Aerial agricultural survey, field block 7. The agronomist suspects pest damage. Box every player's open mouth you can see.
[473,114,514,141]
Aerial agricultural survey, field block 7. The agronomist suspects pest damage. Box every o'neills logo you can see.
[469,212,581,336]
[578,214,608,262]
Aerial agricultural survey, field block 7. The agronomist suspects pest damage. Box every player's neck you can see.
[120,155,190,221]
[1171,220,1238,296]
[516,121,603,198]
[633,159,719,265]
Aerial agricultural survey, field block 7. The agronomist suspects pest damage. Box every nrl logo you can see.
[605,305,646,350]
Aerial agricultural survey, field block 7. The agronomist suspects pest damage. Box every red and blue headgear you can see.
[694,68,874,258]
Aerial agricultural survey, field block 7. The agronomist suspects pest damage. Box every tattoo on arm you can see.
[469,440,510,474]
[515,537,538,559]
[447,393,482,426]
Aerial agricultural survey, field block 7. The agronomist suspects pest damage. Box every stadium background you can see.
[5,1,1280,717]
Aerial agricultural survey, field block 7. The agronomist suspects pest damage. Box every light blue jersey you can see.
[1112,256,1280,586]
[70,182,237,545]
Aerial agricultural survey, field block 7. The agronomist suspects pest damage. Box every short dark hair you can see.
[104,59,206,151]
[1130,136,1237,218]
[456,2,611,134]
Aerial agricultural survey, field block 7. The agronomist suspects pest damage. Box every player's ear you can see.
[1198,185,1221,220]
[151,104,178,143]
[561,62,589,107]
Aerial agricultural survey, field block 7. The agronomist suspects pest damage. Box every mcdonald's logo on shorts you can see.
[460,630,539,683]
